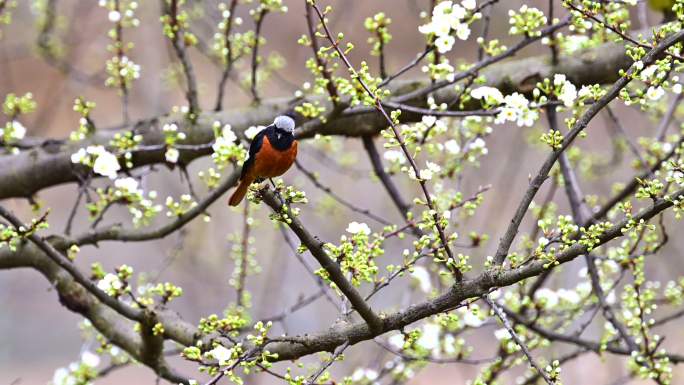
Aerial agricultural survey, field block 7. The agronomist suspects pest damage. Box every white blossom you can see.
[352,368,379,382]
[535,288,559,308]
[673,84,682,94]
[81,351,101,367]
[444,139,461,154]
[444,333,457,354]
[383,149,406,164]
[92,148,121,179]
[209,345,233,365]
[220,124,237,142]
[212,124,241,156]
[52,367,72,385]
[562,35,589,53]
[417,161,442,180]
[454,23,470,40]
[418,0,472,51]
[461,308,484,327]
[97,273,123,293]
[114,177,140,194]
[244,125,265,140]
[435,34,456,53]
[640,65,658,80]
[471,86,504,104]
[346,221,371,235]
[494,328,511,340]
[646,86,665,101]
[538,237,550,247]
[163,123,178,132]
[421,115,437,127]
[388,333,405,349]
[495,92,538,127]
[411,266,432,293]
[165,148,179,163]
[557,288,580,305]
[554,74,578,107]
[71,148,87,164]
[7,120,26,140]
[417,323,441,350]
[466,137,488,154]
[108,10,121,22]
[461,0,476,10]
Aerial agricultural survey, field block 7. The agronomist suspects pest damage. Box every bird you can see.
[228,115,298,206]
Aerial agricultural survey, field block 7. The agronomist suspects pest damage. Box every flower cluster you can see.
[160,0,197,45]
[51,351,100,385]
[100,0,141,91]
[111,177,162,226]
[471,87,539,127]
[162,122,187,164]
[364,12,392,57]
[508,5,547,37]
[408,160,442,181]
[211,121,247,170]
[0,214,48,252]
[71,145,121,179]
[0,1,17,39]
[69,97,96,141]
[2,92,35,151]
[322,221,384,286]
[166,194,197,217]
[212,2,246,67]
[418,0,478,53]
[552,74,578,107]
[336,61,389,106]
[93,264,134,298]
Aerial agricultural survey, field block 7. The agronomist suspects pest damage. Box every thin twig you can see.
[236,200,251,307]
[250,9,269,104]
[0,206,144,321]
[306,341,350,385]
[604,106,647,168]
[656,93,683,141]
[260,187,384,332]
[165,0,200,114]
[295,159,391,225]
[484,296,555,385]
[310,2,459,278]
[214,0,239,111]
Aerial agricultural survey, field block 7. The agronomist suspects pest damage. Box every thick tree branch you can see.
[0,33,659,200]
[4,186,683,371]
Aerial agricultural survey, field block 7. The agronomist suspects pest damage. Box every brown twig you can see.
[260,187,384,332]
[310,2,459,278]
[214,0,239,111]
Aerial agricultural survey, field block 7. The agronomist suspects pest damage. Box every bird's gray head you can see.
[273,115,296,134]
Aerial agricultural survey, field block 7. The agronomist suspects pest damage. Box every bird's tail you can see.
[228,178,252,206]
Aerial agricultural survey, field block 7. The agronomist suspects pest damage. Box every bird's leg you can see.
[269,178,286,206]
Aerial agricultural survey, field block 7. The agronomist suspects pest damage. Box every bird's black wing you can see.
[240,126,270,179]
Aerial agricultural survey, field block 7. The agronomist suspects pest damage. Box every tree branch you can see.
[259,188,384,332]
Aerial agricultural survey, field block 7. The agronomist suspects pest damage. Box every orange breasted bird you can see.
[228,115,298,206]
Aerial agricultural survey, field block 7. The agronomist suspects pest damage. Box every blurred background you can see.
[1,0,683,384]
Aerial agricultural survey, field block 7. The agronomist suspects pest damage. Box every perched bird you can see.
[228,115,298,206]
